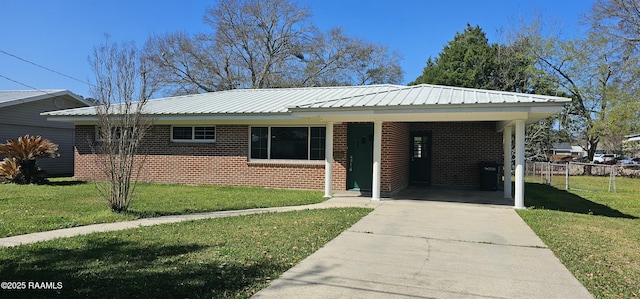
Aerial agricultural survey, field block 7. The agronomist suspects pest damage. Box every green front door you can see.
[346,123,374,191]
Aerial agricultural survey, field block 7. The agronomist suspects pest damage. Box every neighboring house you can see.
[548,142,573,163]
[571,146,586,157]
[0,90,92,175]
[548,143,586,161]
[43,84,570,208]
[550,142,572,156]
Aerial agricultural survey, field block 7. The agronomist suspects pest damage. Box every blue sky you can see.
[0,0,593,98]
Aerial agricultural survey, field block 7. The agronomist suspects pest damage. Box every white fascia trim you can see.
[290,101,566,115]
[45,113,315,125]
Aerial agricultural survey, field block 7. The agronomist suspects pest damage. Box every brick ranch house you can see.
[43,84,570,209]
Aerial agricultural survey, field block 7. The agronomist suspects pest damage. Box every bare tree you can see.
[145,0,403,95]
[590,0,640,47]
[515,16,640,159]
[589,0,640,140]
[280,27,403,87]
[89,38,155,212]
[207,0,313,89]
[145,32,237,95]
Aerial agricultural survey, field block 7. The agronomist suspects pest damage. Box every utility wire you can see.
[0,49,94,87]
[0,74,83,103]
[0,73,50,92]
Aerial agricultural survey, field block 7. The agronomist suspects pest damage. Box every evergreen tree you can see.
[410,24,497,89]
[411,23,570,161]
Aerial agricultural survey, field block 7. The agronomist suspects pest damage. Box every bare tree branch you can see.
[145,0,403,95]
[89,37,154,212]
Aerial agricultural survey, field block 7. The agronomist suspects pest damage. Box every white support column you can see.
[372,121,382,201]
[324,122,334,198]
[503,126,513,200]
[514,120,525,209]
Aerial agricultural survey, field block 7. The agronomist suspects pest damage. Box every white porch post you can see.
[372,121,382,201]
[503,126,513,200]
[515,120,525,209]
[324,122,334,198]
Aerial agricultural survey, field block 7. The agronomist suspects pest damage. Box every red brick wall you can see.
[74,121,501,191]
[381,122,410,194]
[75,124,348,191]
[74,126,101,178]
[410,122,502,188]
[332,123,348,191]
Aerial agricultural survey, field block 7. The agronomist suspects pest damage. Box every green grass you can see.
[0,178,325,237]
[518,179,640,298]
[532,173,640,195]
[0,208,372,298]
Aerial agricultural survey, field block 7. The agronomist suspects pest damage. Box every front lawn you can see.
[0,179,324,237]
[519,179,640,298]
[0,208,371,298]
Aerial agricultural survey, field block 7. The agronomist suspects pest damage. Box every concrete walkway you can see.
[254,199,593,299]
[1,195,592,298]
[0,197,379,248]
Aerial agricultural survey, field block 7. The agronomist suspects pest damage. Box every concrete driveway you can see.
[253,198,592,298]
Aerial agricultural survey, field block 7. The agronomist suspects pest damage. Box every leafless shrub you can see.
[89,38,155,212]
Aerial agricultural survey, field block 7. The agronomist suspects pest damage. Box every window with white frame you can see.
[171,126,216,142]
[250,126,326,160]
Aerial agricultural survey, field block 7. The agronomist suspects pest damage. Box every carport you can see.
[291,84,570,209]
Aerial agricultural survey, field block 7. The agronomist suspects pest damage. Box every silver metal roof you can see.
[293,84,570,109]
[43,84,570,117]
[0,90,90,108]
[44,85,403,116]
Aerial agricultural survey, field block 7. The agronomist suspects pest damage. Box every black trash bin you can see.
[478,162,499,191]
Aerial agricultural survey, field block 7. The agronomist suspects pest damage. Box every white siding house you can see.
[0,90,92,175]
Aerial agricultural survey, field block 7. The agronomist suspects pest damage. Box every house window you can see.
[171,126,216,142]
[250,126,326,160]
[251,127,268,159]
[413,136,422,158]
[310,127,326,160]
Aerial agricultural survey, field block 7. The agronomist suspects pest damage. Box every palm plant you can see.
[0,135,60,184]
[0,157,22,182]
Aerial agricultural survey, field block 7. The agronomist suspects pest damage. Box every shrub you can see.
[0,135,60,184]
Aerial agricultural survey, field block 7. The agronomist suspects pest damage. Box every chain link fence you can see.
[525,161,640,193]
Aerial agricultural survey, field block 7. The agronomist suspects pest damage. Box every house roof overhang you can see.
[289,102,564,125]
[0,90,92,109]
[42,84,571,130]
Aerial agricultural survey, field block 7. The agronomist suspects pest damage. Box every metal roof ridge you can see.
[147,92,211,103]
[380,85,429,106]
[146,84,404,103]
[382,86,409,106]
[289,85,407,108]
[396,84,428,105]
[228,84,402,92]
[414,83,568,100]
